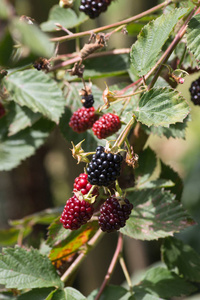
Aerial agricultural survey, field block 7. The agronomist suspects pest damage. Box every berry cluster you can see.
[79,0,112,19]
[189,77,200,105]
[73,173,99,196]
[81,94,94,108]
[98,196,133,233]
[69,107,98,133]
[60,195,94,230]
[92,113,121,139]
[87,146,123,186]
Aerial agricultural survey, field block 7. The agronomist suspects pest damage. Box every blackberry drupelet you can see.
[69,107,98,133]
[189,76,200,105]
[92,113,121,139]
[98,196,133,233]
[60,195,94,230]
[86,146,123,186]
[81,94,94,108]
[79,0,112,19]
[73,173,99,196]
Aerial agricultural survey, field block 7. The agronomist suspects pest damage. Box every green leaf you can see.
[6,102,41,136]
[10,19,54,58]
[142,116,188,139]
[135,179,174,190]
[134,88,190,127]
[133,267,196,299]
[17,288,54,300]
[135,147,157,181]
[127,15,157,36]
[10,207,63,227]
[4,70,65,123]
[162,237,200,282]
[120,188,194,240]
[46,287,86,300]
[41,5,88,32]
[160,160,183,201]
[0,246,63,289]
[0,228,31,246]
[83,54,130,79]
[0,29,14,67]
[186,14,200,66]
[88,285,133,300]
[130,8,187,76]
[0,293,17,300]
[48,220,99,268]
[0,118,54,171]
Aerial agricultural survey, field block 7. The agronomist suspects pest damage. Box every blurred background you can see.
[0,0,200,296]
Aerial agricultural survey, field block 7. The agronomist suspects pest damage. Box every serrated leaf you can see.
[162,237,200,282]
[48,220,99,268]
[10,19,54,58]
[120,188,194,240]
[17,288,54,300]
[130,8,187,76]
[46,287,86,300]
[0,118,54,171]
[142,115,189,139]
[83,54,130,79]
[160,160,183,200]
[0,246,63,289]
[41,5,87,32]
[133,267,196,298]
[134,88,190,127]
[4,70,65,123]
[135,147,157,180]
[186,14,200,66]
[6,101,41,136]
[88,285,133,300]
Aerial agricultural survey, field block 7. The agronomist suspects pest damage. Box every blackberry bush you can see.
[98,196,133,233]
[86,146,123,186]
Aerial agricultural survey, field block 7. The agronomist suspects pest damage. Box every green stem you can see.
[61,229,104,283]
[119,254,133,294]
[113,117,135,149]
[51,0,172,43]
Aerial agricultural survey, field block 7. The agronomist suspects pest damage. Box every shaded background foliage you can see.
[0,0,200,297]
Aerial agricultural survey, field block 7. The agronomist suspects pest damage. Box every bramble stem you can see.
[94,232,123,300]
[61,229,104,283]
[51,1,172,43]
[113,118,135,149]
[119,255,133,293]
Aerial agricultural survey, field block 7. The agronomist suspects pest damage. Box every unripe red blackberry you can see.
[92,113,121,139]
[98,196,133,233]
[79,0,112,19]
[0,103,5,118]
[86,146,123,186]
[73,173,99,196]
[60,195,94,230]
[189,77,200,105]
[69,107,98,133]
[81,94,94,108]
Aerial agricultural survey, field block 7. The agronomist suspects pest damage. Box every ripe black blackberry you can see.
[60,195,94,230]
[81,94,94,108]
[86,146,123,187]
[98,196,133,233]
[79,0,112,19]
[189,76,200,105]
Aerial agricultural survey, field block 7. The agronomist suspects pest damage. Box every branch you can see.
[50,1,172,43]
[94,232,124,300]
